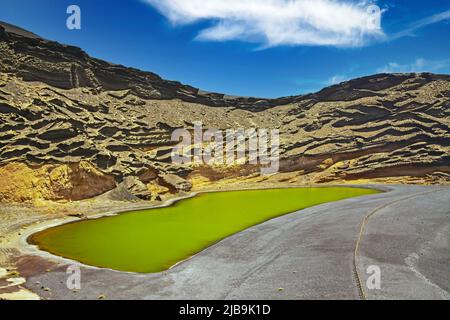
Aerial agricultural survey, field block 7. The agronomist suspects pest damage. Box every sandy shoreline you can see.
[2,183,435,300]
[5,184,446,300]
[14,191,203,276]
[17,184,386,268]
[0,189,200,299]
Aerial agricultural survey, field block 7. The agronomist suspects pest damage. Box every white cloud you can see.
[327,74,350,85]
[144,0,385,47]
[377,58,450,74]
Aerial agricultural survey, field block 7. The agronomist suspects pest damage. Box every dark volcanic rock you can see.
[0,21,285,109]
[159,174,193,192]
[102,176,152,201]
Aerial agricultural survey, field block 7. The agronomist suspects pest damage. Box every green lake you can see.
[29,187,379,273]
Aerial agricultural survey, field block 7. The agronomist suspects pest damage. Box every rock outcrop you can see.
[158,174,193,193]
[0,161,116,202]
[101,176,152,201]
[120,176,152,200]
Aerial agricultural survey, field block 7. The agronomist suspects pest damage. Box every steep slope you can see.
[0,21,449,202]
[278,73,450,182]
[0,21,291,108]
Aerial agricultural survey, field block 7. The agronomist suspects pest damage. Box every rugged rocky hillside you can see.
[0,21,449,203]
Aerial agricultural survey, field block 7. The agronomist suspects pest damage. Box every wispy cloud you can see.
[327,75,350,85]
[377,58,450,73]
[390,9,450,40]
[144,0,385,47]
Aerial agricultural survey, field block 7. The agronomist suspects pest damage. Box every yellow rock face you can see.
[147,181,170,197]
[0,161,116,203]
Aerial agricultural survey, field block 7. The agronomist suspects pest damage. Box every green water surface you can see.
[30,187,379,273]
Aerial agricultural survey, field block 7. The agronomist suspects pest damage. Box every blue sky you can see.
[0,0,449,98]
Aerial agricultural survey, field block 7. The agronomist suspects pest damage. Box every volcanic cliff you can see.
[0,21,449,203]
